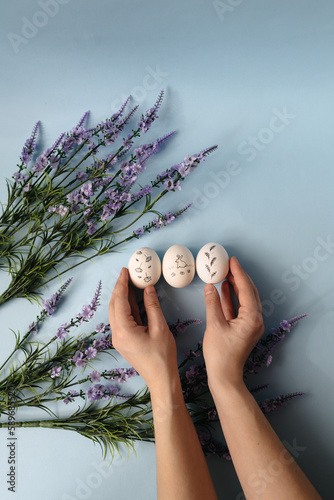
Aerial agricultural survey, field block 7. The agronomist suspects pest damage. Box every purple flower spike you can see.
[20,121,40,165]
[114,96,131,120]
[91,281,102,311]
[42,277,73,317]
[168,318,202,336]
[137,90,164,133]
[288,314,308,328]
[76,281,102,324]
[260,392,304,414]
[76,111,89,128]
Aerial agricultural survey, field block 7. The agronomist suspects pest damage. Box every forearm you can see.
[150,370,217,500]
[209,379,322,500]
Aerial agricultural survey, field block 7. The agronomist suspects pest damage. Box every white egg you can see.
[128,247,161,289]
[162,245,195,288]
[196,243,229,284]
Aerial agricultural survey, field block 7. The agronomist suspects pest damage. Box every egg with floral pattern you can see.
[128,247,161,288]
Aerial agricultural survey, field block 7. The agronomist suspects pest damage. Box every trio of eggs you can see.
[128,243,229,289]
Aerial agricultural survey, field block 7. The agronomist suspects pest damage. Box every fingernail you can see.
[145,285,155,295]
[204,285,214,295]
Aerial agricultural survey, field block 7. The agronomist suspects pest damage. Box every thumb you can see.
[144,285,167,333]
[204,284,227,328]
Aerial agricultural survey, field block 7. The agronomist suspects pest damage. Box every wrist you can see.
[207,373,248,403]
[206,363,244,391]
[149,371,185,422]
[148,364,182,401]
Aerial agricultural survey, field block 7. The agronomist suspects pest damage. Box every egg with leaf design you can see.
[128,247,161,288]
[196,243,229,284]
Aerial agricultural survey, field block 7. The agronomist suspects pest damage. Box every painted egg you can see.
[196,243,229,284]
[128,247,161,289]
[162,245,195,288]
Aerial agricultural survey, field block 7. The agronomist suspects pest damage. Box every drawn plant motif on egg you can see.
[203,244,218,280]
[133,250,153,282]
[196,243,229,284]
[128,247,161,288]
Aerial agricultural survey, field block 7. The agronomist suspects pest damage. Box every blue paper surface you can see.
[0,1,333,498]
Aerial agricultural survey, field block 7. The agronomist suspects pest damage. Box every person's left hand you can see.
[109,267,179,394]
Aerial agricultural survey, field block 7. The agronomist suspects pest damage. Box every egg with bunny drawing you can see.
[162,244,195,288]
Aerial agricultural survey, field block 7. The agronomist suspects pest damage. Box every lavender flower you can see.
[50,366,61,378]
[42,294,58,317]
[280,320,291,332]
[19,121,40,165]
[208,409,217,421]
[95,323,110,333]
[266,355,273,367]
[47,132,66,160]
[28,322,38,335]
[63,390,80,404]
[169,318,202,335]
[137,90,164,133]
[134,227,145,238]
[93,334,113,351]
[89,370,101,383]
[72,350,86,368]
[87,225,97,235]
[85,383,119,403]
[81,182,94,197]
[76,111,89,128]
[164,178,181,191]
[260,393,304,414]
[56,322,71,340]
[183,349,200,359]
[106,367,139,383]
[244,314,307,376]
[184,363,208,399]
[13,171,28,183]
[131,185,153,201]
[289,314,308,328]
[178,154,203,177]
[32,154,48,175]
[91,281,102,311]
[76,281,102,323]
[48,205,68,217]
[85,347,97,360]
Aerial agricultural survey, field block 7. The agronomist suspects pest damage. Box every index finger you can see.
[109,267,134,329]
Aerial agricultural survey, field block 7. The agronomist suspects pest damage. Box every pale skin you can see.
[109,257,322,500]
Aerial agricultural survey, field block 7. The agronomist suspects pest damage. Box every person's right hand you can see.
[203,256,265,392]
[109,267,179,396]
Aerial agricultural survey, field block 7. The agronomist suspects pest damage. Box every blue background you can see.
[1,0,334,498]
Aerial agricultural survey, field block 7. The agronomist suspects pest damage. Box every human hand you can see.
[203,256,264,392]
[109,267,179,395]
